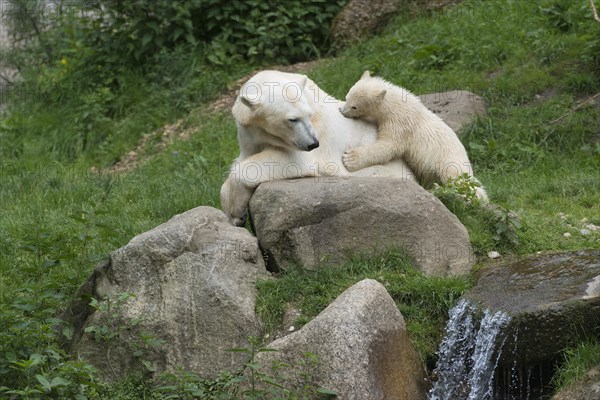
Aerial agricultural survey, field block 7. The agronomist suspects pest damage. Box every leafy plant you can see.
[540,0,590,33]
[227,336,336,400]
[489,205,522,247]
[431,174,523,253]
[84,293,166,379]
[4,0,346,82]
[202,0,347,65]
[431,173,483,206]
[148,337,336,400]
[18,227,61,271]
[0,291,100,399]
[152,368,236,399]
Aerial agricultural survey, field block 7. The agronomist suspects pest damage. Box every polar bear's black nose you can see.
[307,140,320,151]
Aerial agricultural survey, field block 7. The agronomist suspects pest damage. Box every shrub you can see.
[0,290,100,399]
[200,0,347,65]
[5,0,347,76]
[431,174,523,253]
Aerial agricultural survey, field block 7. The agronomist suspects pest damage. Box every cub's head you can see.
[339,71,387,119]
[232,74,319,152]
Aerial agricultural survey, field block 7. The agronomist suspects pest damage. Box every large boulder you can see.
[419,90,487,135]
[255,279,427,400]
[64,206,268,381]
[464,250,600,367]
[249,177,474,276]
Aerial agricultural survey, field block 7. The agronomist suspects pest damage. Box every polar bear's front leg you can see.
[343,139,400,172]
[220,149,310,226]
[220,175,253,226]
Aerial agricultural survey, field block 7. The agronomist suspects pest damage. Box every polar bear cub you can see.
[339,71,488,201]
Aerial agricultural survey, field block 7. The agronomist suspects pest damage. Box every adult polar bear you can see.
[220,70,415,226]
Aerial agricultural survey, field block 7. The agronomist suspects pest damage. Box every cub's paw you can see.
[342,149,365,172]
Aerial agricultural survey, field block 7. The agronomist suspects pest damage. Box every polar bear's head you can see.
[232,72,320,152]
[339,71,387,119]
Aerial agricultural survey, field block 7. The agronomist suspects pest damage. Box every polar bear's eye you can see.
[288,118,299,123]
[351,106,357,110]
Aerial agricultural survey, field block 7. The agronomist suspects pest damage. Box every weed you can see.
[147,337,336,400]
[227,336,336,400]
[431,173,483,206]
[431,174,523,254]
[489,206,522,248]
[551,340,600,391]
[84,293,166,379]
[0,290,100,399]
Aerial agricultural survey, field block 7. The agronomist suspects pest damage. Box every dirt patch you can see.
[528,87,559,106]
[92,118,196,175]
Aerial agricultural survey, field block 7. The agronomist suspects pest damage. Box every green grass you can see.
[551,340,600,391]
[1,0,599,397]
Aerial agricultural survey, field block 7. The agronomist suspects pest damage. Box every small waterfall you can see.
[428,299,511,400]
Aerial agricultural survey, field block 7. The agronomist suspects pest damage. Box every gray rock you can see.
[255,279,427,400]
[551,366,600,400]
[419,90,487,135]
[464,250,600,367]
[249,177,474,276]
[65,206,268,381]
[331,0,398,48]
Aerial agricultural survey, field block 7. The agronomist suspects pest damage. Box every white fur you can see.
[339,71,488,201]
[220,70,415,225]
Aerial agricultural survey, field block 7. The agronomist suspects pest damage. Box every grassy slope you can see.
[0,0,599,396]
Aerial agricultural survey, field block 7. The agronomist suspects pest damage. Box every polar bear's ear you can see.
[376,89,387,100]
[361,70,371,80]
[233,94,260,126]
[240,95,257,110]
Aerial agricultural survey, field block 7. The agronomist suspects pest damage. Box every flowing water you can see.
[428,299,512,400]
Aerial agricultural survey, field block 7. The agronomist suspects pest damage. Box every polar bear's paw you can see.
[342,148,368,172]
[220,176,251,226]
[231,215,247,227]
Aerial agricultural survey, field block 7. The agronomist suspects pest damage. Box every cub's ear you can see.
[376,89,387,100]
[233,94,260,126]
[299,75,308,88]
[361,70,371,79]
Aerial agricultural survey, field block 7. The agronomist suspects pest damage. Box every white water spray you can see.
[428,299,511,400]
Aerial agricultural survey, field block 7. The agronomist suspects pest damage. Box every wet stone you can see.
[464,250,600,367]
